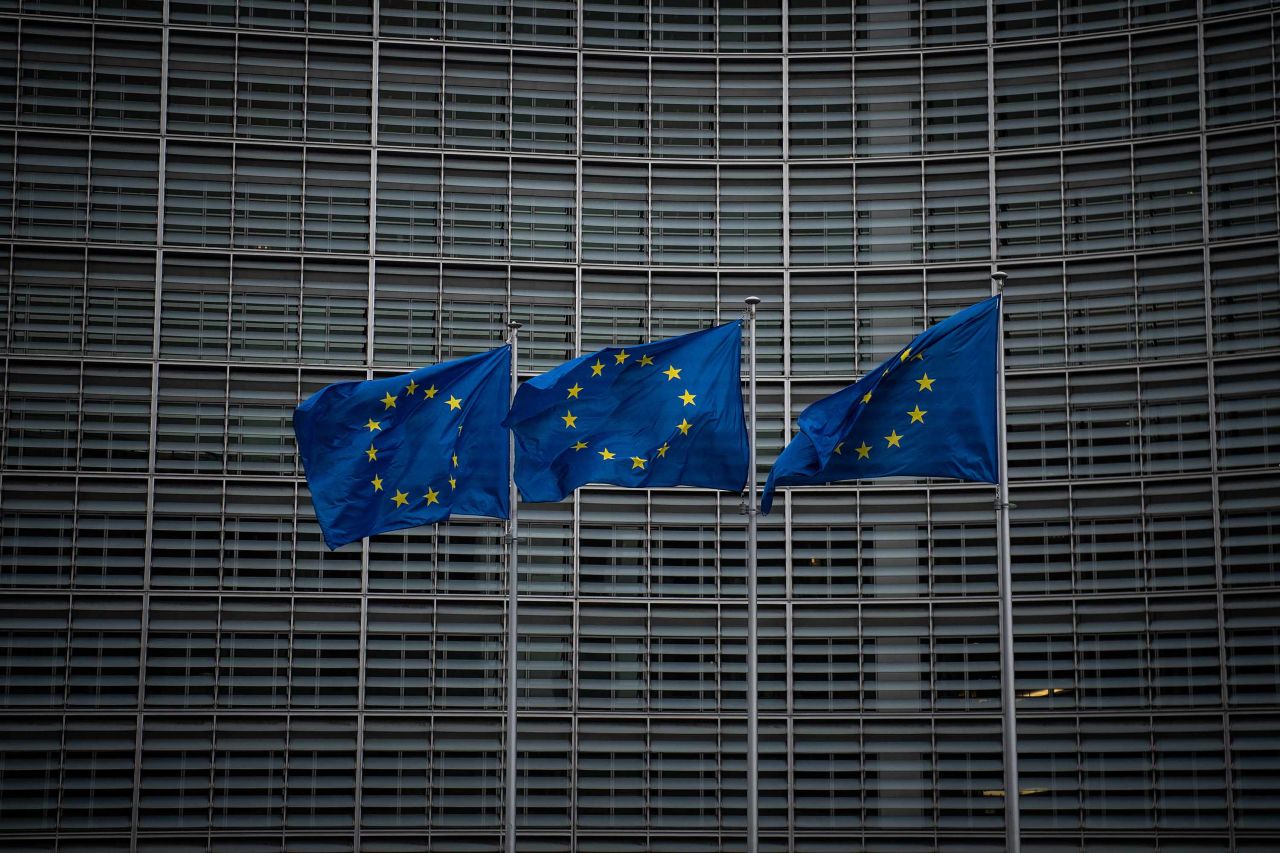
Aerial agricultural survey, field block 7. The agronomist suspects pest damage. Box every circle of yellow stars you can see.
[562,348,689,473]
[365,376,465,512]
[832,347,932,463]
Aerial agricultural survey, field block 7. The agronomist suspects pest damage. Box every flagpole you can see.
[504,318,522,853]
[743,296,760,853]
[991,271,1021,853]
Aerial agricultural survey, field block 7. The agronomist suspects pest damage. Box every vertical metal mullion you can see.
[574,48,583,274]
[985,0,999,274]
[506,45,515,199]
[132,21,167,817]
[354,47,376,831]
[569,596,580,847]
[1058,255,1071,483]
[279,654,293,848]
[1195,11,1236,846]
[439,46,448,260]
[232,31,241,142]
[929,686,940,833]
[352,583,369,850]
[86,21,97,147]
[425,697,436,830]
[72,250,89,500]
[366,39,380,375]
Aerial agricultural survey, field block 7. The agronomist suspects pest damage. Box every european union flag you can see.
[504,323,749,503]
[294,346,512,549]
[762,296,1001,514]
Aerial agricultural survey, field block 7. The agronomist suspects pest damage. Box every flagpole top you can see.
[506,319,523,330]
[990,271,1008,292]
[744,296,761,307]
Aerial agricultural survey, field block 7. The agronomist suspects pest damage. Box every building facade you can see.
[1,1,1278,850]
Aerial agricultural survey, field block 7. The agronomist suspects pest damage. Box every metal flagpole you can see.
[505,318,522,853]
[743,296,761,853]
[990,271,1021,853]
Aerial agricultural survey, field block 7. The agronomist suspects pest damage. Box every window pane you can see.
[19,23,91,128]
[653,57,716,158]
[233,146,303,252]
[93,26,162,132]
[15,133,88,241]
[789,57,852,158]
[444,49,509,151]
[511,159,575,262]
[304,148,370,253]
[719,59,782,158]
[236,36,305,141]
[376,152,441,257]
[924,50,988,153]
[167,31,235,136]
[307,40,372,143]
[512,52,576,154]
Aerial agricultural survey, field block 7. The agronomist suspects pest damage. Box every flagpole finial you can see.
[506,318,523,330]
[744,296,762,307]
[990,271,1008,292]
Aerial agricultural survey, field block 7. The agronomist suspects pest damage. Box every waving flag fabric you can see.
[504,322,749,503]
[762,296,1001,513]
[294,346,512,549]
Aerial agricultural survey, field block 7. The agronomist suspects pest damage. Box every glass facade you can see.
[0,1,1278,850]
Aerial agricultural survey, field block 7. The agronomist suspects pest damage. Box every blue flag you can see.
[504,322,749,503]
[294,346,512,549]
[762,295,1001,514]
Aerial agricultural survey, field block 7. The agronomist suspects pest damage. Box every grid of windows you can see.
[1,2,1278,850]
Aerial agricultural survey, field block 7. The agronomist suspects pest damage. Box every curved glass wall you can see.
[0,1,1278,850]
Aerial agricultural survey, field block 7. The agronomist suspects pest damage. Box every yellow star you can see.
[561,411,577,428]
[365,445,378,462]
[678,389,696,406]
[366,418,381,431]
[598,448,615,461]
[630,456,647,469]
[391,490,409,507]
[446,395,462,410]
[567,383,583,399]
[424,385,438,399]
[381,392,397,409]
[572,440,588,451]
[885,430,903,448]
[656,443,669,458]
[899,347,912,362]
[591,360,605,377]
[916,373,935,392]
[614,350,630,364]
[861,391,872,404]
[856,442,871,459]
[424,487,439,505]
[639,354,654,366]
[663,365,681,381]
[834,442,844,455]
[676,418,692,435]
[451,453,458,468]
[448,476,457,489]
[912,352,924,361]
[405,380,418,395]
[371,475,383,492]
[908,405,927,424]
